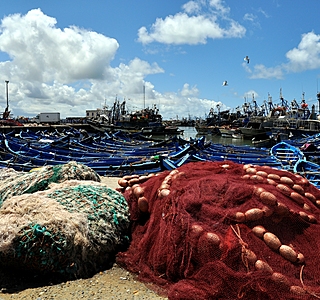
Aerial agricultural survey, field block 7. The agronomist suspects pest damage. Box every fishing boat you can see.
[270,141,305,170]
[87,98,181,135]
[261,92,320,138]
[191,151,283,168]
[0,136,166,176]
[0,130,211,176]
[160,153,193,170]
[251,136,276,148]
[194,106,241,135]
[194,122,218,135]
[0,126,287,175]
[2,133,180,161]
[293,159,320,188]
[227,90,320,140]
[238,117,271,139]
[218,126,241,138]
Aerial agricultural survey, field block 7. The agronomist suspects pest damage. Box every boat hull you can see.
[270,142,305,170]
[293,159,320,188]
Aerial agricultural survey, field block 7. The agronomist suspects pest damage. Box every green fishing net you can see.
[0,161,100,207]
[0,180,130,278]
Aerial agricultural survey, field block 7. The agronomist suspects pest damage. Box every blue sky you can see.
[0,0,319,119]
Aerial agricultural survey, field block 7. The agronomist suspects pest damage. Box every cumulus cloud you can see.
[137,0,245,45]
[209,0,230,15]
[285,31,320,72]
[182,1,202,14]
[246,31,320,80]
[113,58,164,97]
[0,9,119,84]
[0,8,231,120]
[151,88,224,120]
[180,83,199,97]
[250,64,284,80]
[243,90,259,101]
[0,9,170,117]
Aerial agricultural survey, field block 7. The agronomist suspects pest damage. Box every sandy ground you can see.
[0,176,168,300]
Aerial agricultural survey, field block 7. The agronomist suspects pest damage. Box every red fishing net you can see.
[117,161,320,300]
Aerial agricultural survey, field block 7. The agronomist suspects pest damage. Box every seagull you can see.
[222,80,228,86]
[244,56,250,64]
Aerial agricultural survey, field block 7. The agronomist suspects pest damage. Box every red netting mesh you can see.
[116,161,320,300]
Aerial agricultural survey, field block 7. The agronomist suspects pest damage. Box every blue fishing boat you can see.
[191,151,283,168]
[159,153,193,170]
[0,147,163,176]
[0,131,205,176]
[293,159,320,188]
[4,134,178,159]
[270,141,305,170]
[1,124,300,176]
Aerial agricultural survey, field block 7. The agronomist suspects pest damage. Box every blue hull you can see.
[293,159,320,188]
[270,142,305,170]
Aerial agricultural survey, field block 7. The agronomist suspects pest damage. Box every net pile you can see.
[0,167,19,180]
[0,161,100,207]
[117,161,320,299]
[0,180,130,278]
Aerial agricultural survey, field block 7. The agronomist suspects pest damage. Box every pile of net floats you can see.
[117,160,320,300]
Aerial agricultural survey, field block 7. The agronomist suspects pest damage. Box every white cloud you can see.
[243,90,259,101]
[285,31,320,72]
[0,9,169,118]
[150,88,224,120]
[137,0,245,45]
[250,64,284,79]
[246,31,320,80]
[112,58,164,98]
[243,13,256,23]
[182,1,202,14]
[209,0,230,15]
[257,8,270,19]
[180,83,199,97]
[0,8,230,120]
[0,9,119,84]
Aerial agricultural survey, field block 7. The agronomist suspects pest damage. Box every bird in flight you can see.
[222,80,228,86]
[244,56,250,64]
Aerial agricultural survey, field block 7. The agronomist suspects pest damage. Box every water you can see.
[179,126,254,146]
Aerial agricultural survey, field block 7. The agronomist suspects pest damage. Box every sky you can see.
[0,0,319,120]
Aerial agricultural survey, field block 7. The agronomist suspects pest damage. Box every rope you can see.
[230,224,250,272]
[300,265,320,298]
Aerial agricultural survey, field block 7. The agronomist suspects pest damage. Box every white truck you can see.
[35,112,60,124]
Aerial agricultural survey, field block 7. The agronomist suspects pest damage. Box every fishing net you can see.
[117,161,320,299]
[0,180,130,278]
[0,167,19,180]
[0,161,100,207]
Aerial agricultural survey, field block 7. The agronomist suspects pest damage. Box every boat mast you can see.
[267,93,274,112]
[3,80,10,119]
[252,93,257,116]
[280,88,284,106]
[143,84,146,109]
